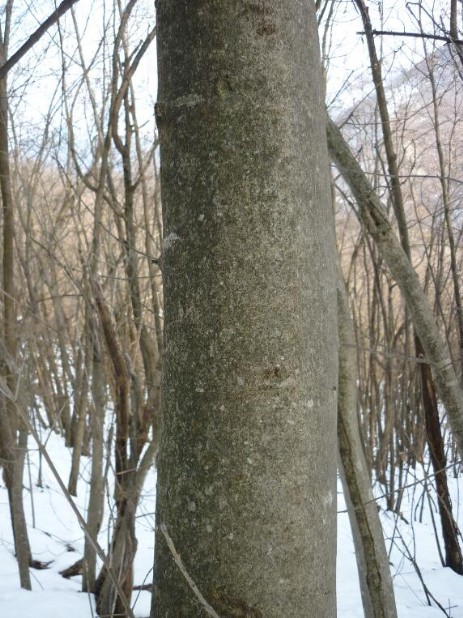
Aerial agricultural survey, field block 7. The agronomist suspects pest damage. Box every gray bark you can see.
[337,272,398,618]
[153,3,338,617]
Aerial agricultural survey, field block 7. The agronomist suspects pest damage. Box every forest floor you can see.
[0,430,462,617]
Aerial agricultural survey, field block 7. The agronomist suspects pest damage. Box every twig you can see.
[337,459,462,513]
[160,523,222,618]
[394,523,451,617]
[358,29,463,46]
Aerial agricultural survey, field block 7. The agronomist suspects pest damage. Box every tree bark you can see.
[153,3,338,616]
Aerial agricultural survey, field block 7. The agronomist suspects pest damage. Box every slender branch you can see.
[160,524,222,618]
[394,525,452,616]
[110,25,156,144]
[0,0,81,80]
[337,459,462,514]
[359,29,463,46]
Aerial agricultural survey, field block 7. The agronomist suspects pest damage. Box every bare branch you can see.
[160,524,222,618]
[359,29,463,46]
[0,0,81,80]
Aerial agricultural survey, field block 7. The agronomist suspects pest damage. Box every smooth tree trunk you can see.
[337,272,398,618]
[153,3,338,617]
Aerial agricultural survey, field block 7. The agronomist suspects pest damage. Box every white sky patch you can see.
[323,0,452,115]
[6,0,157,162]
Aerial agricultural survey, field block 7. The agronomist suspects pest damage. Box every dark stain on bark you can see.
[256,22,276,36]
[210,587,264,617]
[243,0,277,36]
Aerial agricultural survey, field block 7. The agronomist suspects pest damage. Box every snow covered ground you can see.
[0,430,461,617]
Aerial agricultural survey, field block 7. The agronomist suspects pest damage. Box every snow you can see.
[0,431,461,617]
[337,463,463,617]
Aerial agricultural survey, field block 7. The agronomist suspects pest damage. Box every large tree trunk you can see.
[153,3,338,617]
